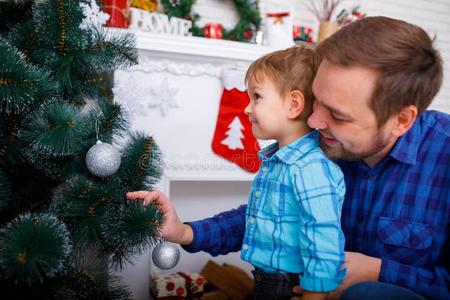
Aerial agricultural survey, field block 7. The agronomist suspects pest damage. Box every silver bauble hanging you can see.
[152,242,180,270]
[85,141,121,177]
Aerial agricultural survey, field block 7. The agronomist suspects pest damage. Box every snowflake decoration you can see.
[170,0,181,7]
[80,0,110,30]
[113,76,149,119]
[113,76,179,118]
[148,78,179,116]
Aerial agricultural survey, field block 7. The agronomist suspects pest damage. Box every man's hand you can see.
[126,190,193,245]
[290,252,381,300]
[327,251,381,300]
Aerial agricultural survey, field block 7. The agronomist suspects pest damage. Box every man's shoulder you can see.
[420,110,450,138]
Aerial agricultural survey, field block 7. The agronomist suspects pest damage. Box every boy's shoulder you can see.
[289,145,345,194]
[276,131,344,178]
[293,144,340,170]
[288,136,342,173]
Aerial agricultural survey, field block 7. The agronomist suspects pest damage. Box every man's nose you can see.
[307,107,327,130]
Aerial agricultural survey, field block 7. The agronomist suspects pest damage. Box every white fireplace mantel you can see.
[129,30,279,63]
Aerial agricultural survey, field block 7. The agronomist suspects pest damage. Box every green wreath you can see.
[161,0,261,42]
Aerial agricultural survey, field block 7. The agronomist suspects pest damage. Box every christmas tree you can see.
[0,0,163,298]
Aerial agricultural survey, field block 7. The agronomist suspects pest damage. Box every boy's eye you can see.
[253,93,262,100]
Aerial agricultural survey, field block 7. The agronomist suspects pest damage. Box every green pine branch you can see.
[117,133,163,192]
[0,168,11,210]
[0,0,34,33]
[0,37,56,114]
[32,0,87,56]
[101,201,162,270]
[0,213,71,285]
[20,102,94,157]
[97,97,129,142]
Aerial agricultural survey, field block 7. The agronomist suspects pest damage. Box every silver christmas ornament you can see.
[85,140,121,177]
[152,242,180,270]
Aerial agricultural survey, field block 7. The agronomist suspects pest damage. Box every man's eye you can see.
[332,114,347,121]
[253,93,262,100]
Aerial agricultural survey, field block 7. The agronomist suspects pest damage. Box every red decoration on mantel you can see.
[212,88,261,173]
[293,25,314,42]
[266,12,290,24]
[204,23,223,39]
[266,12,290,18]
[101,0,131,28]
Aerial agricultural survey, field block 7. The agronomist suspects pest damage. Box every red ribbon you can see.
[266,12,290,25]
[266,12,290,18]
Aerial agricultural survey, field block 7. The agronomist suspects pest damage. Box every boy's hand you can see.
[291,285,303,299]
[126,190,193,245]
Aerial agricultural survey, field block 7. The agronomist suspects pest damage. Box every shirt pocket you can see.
[377,216,433,256]
[260,180,299,219]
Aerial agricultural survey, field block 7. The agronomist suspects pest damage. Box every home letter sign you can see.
[129,8,192,36]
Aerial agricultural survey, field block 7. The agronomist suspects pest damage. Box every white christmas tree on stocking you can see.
[221,116,245,150]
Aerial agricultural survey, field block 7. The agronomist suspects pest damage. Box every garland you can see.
[161,0,261,42]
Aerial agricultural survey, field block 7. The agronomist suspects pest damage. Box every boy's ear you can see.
[288,90,305,119]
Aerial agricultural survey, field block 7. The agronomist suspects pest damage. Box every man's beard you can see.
[319,133,388,162]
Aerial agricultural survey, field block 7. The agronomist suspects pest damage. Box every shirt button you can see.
[242,244,249,250]
[254,191,261,198]
[249,217,255,224]
[262,166,268,172]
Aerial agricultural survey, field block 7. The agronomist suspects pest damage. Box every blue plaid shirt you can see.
[184,110,449,299]
[241,131,346,292]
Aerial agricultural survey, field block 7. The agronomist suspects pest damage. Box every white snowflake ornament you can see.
[80,0,110,30]
[113,76,150,119]
[113,76,179,119]
[148,78,179,117]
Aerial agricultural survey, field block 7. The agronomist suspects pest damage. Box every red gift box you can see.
[150,272,206,300]
[101,0,131,28]
[204,23,223,39]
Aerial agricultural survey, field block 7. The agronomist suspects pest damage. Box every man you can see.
[128,17,449,300]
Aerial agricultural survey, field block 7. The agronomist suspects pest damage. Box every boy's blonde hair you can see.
[245,45,319,120]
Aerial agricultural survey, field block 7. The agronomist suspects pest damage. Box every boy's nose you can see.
[244,102,252,115]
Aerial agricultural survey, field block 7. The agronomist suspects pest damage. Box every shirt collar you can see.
[258,131,319,164]
[388,117,422,165]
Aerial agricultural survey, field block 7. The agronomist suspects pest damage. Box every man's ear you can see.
[391,105,418,137]
[288,90,305,119]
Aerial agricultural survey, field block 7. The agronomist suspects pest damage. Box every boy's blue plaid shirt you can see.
[240,130,346,292]
[184,111,449,299]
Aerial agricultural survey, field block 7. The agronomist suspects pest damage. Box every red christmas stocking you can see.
[212,69,261,173]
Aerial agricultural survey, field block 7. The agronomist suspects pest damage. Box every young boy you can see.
[240,46,346,300]
[128,46,346,300]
